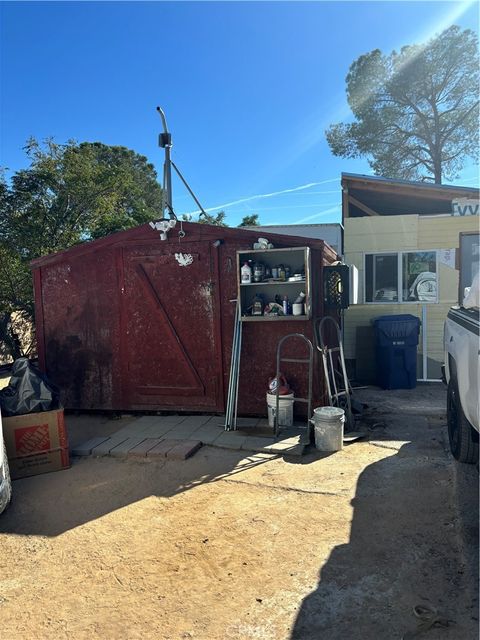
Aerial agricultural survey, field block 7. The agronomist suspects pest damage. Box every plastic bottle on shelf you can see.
[241,262,252,284]
[282,295,289,315]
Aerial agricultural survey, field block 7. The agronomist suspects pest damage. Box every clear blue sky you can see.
[1,1,478,226]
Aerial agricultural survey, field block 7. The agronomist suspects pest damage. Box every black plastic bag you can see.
[0,358,61,417]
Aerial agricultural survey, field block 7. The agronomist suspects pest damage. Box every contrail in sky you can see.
[181,178,339,216]
[293,205,341,224]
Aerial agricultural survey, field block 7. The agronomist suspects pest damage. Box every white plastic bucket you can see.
[266,393,294,428]
[311,406,345,452]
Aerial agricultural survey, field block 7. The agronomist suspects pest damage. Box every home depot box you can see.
[2,409,70,479]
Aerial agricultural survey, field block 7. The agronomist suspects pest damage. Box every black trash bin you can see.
[372,314,421,390]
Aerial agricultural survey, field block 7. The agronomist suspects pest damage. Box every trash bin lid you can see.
[313,406,345,419]
[372,314,420,325]
[372,314,421,338]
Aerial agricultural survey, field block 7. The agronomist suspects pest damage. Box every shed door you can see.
[120,242,222,410]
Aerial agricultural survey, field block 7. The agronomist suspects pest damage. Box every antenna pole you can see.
[156,106,173,214]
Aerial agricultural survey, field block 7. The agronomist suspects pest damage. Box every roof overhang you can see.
[341,173,479,220]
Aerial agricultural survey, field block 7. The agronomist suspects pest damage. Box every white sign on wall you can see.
[438,248,456,269]
[451,199,479,217]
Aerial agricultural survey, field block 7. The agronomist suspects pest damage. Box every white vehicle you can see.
[0,409,12,514]
[443,232,479,464]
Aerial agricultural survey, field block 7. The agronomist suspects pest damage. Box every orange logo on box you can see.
[15,424,51,456]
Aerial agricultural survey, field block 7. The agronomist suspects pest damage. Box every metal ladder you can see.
[274,333,314,442]
[315,316,355,432]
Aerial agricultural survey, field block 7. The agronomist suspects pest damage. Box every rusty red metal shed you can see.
[30,221,338,416]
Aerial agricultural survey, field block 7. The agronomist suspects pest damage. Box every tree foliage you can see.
[326,26,479,183]
[181,210,227,226]
[238,214,260,227]
[0,139,164,360]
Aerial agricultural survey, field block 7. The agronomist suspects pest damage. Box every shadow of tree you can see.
[290,441,478,639]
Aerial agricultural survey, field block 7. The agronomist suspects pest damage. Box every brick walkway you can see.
[72,414,306,459]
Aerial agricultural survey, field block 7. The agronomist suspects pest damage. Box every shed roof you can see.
[31,220,334,269]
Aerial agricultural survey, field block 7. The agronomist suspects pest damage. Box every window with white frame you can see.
[365,251,437,303]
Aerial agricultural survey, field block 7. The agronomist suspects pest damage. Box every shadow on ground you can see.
[289,385,479,640]
[0,443,319,537]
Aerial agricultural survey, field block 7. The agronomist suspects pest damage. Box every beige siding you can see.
[418,215,479,248]
[344,216,418,253]
[344,213,478,378]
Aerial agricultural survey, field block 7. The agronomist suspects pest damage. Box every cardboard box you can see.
[2,409,70,479]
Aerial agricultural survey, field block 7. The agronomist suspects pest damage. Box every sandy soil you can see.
[0,386,478,640]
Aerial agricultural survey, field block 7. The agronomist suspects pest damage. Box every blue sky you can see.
[1,1,479,226]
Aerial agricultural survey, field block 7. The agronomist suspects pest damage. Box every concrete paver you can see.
[192,424,224,444]
[139,423,178,437]
[176,415,212,429]
[109,437,147,458]
[74,414,306,459]
[146,439,178,458]
[204,416,227,427]
[91,435,130,457]
[71,437,111,457]
[206,416,260,428]
[168,424,207,439]
[211,431,248,450]
[128,438,164,457]
[235,417,261,427]
[166,440,202,460]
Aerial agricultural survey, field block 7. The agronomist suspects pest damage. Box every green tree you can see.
[326,26,479,184]
[182,210,227,226]
[0,138,164,360]
[238,214,260,227]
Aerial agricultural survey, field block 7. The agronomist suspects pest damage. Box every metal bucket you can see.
[311,406,345,451]
[266,393,294,428]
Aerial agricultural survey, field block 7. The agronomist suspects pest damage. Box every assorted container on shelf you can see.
[241,260,305,285]
[238,248,309,319]
[249,291,306,317]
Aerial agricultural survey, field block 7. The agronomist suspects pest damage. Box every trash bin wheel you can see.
[447,377,479,464]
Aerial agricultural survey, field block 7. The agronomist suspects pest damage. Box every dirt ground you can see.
[0,384,478,640]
